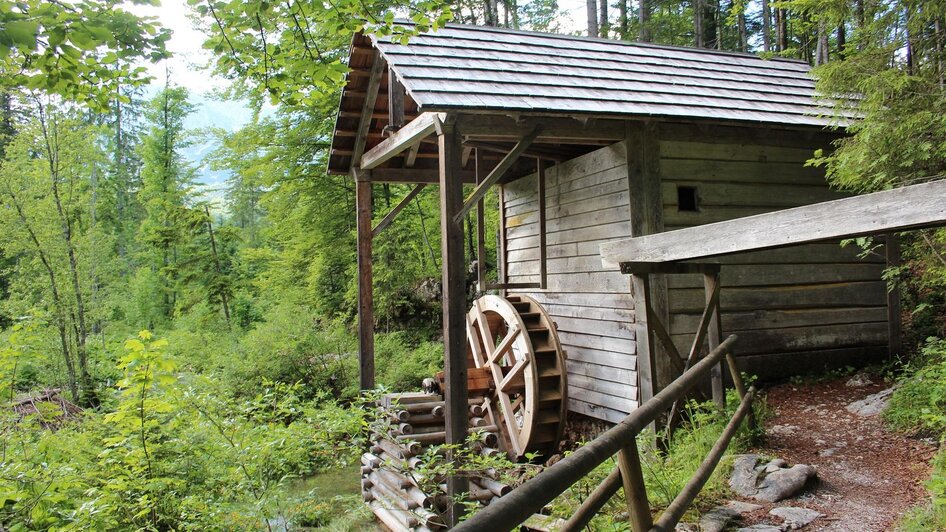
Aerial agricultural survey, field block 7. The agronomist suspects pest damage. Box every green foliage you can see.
[186,0,451,106]
[885,337,946,436]
[0,331,370,529]
[0,0,169,108]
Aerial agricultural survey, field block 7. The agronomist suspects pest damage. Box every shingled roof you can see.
[378,24,838,125]
[329,23,843,174]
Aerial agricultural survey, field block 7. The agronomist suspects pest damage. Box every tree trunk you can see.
[618,0,628,39]
[204,206,232,329]
[639,0,652,42]
[587,0,599,37]
[738,10,748,52]
[761,0,772,51]
[39,105,94,405]
[4,189,78,401]
[837,22,846,58]
[778,8,788,52]
[694,0,704,47]
[815,21,829,65]
[599,0,609,37]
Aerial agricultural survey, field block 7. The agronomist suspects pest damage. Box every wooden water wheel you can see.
[466,295,567,461]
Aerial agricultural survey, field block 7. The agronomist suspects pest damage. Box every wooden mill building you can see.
[329,22,896,427]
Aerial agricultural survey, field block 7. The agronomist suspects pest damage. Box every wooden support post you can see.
[886,233,903,359]
[704,273,725,408]
[633,274,657,432]
[498,185,508,297]
[538,159,548,289]
[476,149,487,293]
[355,173,375,390]
[617,438,654,532]
[627,121,672,402]
[437,119,470,526]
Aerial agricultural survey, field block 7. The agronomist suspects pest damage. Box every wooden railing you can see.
[453,334,754,532]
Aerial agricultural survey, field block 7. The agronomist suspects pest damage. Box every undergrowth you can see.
[548,388,767,530]
[886,337,946,530]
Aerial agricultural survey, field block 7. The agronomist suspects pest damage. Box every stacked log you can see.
[362,392,514,532]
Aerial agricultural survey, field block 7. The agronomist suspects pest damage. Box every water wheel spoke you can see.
[499,357,529,393]
[466,313,486,367]
[488,327,520,365]
[497,393,523,457]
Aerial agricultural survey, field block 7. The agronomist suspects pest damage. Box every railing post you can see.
[617,439,653,532]
[704,273,725,408]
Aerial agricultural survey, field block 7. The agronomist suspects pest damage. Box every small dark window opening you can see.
[677,185,700,212]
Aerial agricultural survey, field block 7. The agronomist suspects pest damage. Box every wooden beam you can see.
[386,66,405,133]
[620,262,721,275]
[455,113,626,141]
[361,112,445,170]
[538,159,548,289]
[476,149,487,293]
[486,282,542,290]
[372,184,426,238]
[350,54,384,168]
[355,178,375,390]
[601,180,946,265]
[464,140,573,162]
[405,142,420,167]
[359,167,476,184]
[438,121,470,526]
[454,125,542,224]
[886,233,902,359]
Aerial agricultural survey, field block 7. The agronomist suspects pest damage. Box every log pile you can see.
[363,391,559,531]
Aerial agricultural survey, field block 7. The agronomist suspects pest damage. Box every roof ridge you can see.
[391,20,811,65]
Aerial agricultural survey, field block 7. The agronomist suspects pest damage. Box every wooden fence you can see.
[453,334,754,532]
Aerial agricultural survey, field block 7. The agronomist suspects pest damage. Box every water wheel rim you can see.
[467,294,566,460]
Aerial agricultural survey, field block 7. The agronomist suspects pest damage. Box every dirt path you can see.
[741,377,938,531]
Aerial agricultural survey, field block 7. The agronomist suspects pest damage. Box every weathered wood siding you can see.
[500,131,889,424]
[504,142,637,423]
[660,138,889,377]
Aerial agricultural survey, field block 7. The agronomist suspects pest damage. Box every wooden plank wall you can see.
[660,138,890,377]
[504,143,637,423]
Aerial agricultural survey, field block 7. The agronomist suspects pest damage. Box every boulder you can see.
[729,454,763,497]
[755,464,818,503]
[730,455,817,502]
[846,388,894,417]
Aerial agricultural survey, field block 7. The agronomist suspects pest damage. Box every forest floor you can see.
[738,376,938,531]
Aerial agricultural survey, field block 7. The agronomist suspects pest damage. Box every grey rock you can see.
[674,524,699,532]
[699,506,739,532]
[764,459,788,473]
[736,525,784,532]
[725,500,764,513]
[755,465,818,502]
[698,500,766,532]
[730,454,763,497]
[769,424,799,437]
[845,388,894,416]
[818,448,838,457]
[769,506,823,529]
[845,373,873,388]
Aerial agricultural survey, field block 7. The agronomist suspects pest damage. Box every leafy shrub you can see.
[885,337,946,436]
[376,332,443,391]
[0,331,369,530]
